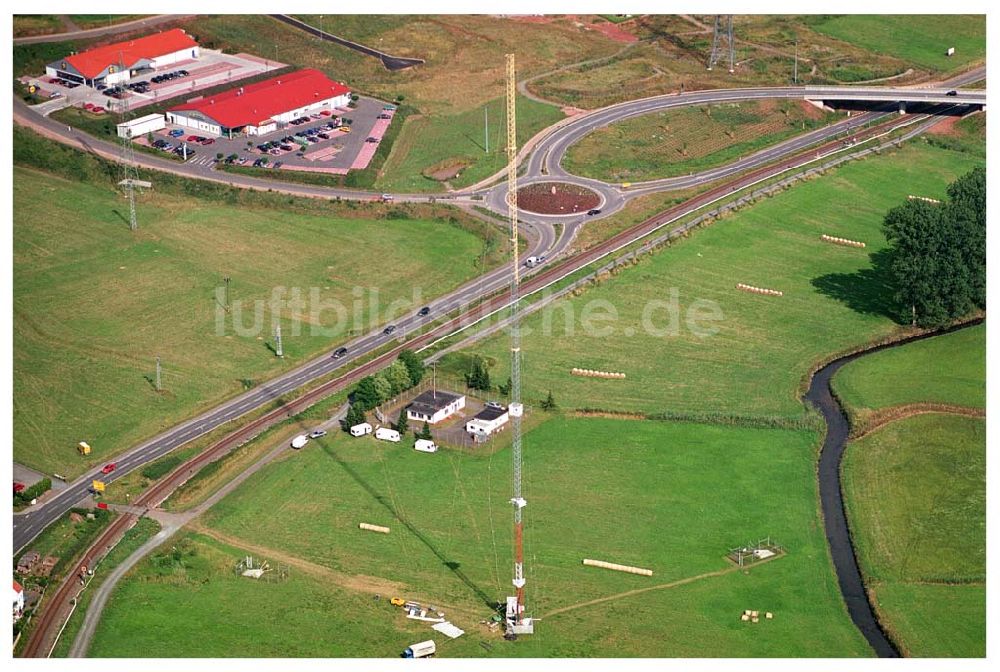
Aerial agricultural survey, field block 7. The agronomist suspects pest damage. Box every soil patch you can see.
[517,181,601,215]
[423,157,472,181]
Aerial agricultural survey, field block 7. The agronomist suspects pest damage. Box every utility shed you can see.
[407,390,466,425]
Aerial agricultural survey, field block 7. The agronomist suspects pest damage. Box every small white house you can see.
[350,422,373,437]
[375,427,401,442]
[407,390,466,425]
[13,580,24,621]
[466,405,510,438]
[117,113,166,139]
[414,439,438,453]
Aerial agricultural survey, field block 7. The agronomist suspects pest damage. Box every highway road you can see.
[12,66,985,555]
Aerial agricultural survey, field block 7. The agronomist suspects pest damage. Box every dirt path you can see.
[543,563,746,619]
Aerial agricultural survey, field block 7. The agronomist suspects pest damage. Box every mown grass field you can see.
[833,323,985,414]
[807,15,986,73]
[563,99,839,182]
[13,164,491,477]
[439,142,984,419]
[90,417,870,657]
[842,414,985,657]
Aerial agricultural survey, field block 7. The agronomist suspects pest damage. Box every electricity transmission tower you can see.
[117,53,141,231]
[707,15,736,73]
[503,52,533,638]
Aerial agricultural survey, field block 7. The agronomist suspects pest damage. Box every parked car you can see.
[200,138,215,146]
[273,161,283,168]
[308,429,327,439]
[169,129,184,138]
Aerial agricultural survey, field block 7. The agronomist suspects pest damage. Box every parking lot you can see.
[141,95,394,175]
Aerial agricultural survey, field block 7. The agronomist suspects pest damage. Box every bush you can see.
[141,455,183,481]
[14,478,51,506]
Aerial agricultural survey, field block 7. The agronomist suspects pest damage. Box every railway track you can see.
[17,107,941,659]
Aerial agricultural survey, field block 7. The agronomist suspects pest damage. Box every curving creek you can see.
[803,319,982,658]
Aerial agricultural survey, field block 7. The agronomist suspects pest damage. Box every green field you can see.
[808,15,986,73]
[438,143,984,419]
[376,95,565,192]
[563,99,840,182]
[50,516,162,657]
[90,417,870,657]
[12,15,63,37]
[13,164,492,476]
[842,414,985,657]
[833,323,985,415]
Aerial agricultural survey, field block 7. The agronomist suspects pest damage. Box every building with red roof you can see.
[13,579,24,621]
[45,29,199,88]
[166,69,351,137]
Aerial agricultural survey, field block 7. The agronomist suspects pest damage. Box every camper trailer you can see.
[375,427,401,442]
[350,422,373,437]
[414,439,438,453]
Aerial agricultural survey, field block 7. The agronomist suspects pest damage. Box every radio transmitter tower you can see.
[503,52,534,638]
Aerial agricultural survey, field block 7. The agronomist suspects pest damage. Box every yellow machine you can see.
[78,441,92,455]
[390,597,406,607]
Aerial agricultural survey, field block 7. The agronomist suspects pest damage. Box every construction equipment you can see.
[390,597,406,607]
[503,52,533,637]
[77,441,92,455]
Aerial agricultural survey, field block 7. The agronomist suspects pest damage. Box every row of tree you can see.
[883,166,985,328]
[341,350,424,431]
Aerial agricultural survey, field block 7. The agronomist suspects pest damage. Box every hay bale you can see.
[752,617,759,623]
[765,612,773,619]
[741,614,750,622]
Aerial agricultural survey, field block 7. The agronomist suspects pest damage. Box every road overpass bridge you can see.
[802,86,985,112]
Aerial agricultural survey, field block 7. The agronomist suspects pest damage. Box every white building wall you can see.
[466,412,509,436]
[166,111,222,136]
[270,93,351,123]
[150,46,200,69]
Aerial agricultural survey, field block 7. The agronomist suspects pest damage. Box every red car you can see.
[200,138,215,146]
[101,463,117,475]
[187,135,199,142]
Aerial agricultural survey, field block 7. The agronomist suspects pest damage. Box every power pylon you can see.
[503,52,533,638]
[116,52,141,231]
[707,15,736,73]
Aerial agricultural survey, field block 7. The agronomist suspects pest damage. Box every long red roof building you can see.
[168,69,351,131]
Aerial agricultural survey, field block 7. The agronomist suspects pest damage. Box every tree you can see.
[353,376,382,411]
[418,421,433,440]
[341,404,366,431]
[882,167,985,328]
[399,349,424,386]
[946,166,986,309]
[540,390,557,411]
[395,408,409,434]
[497,377,512,397]
[385,360,413,395]
[465,356,492,391]
[372,374,392,404]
